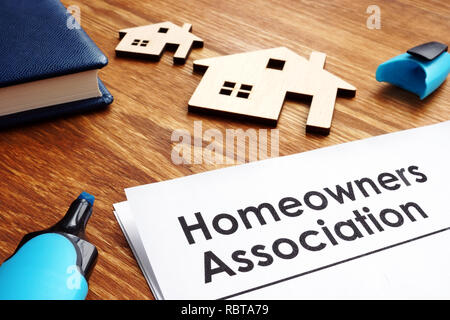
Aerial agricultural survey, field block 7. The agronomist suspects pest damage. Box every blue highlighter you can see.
[0,192,98,300]
[376,41,450,99]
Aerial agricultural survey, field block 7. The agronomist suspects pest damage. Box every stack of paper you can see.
[114,121,450,300]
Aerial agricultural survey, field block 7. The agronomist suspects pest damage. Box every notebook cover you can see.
[0,79,113,129]
[0,0,108,88]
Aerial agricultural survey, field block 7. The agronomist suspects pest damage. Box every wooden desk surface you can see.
[0,0,448,300]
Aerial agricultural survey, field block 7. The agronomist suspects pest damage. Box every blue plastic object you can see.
[0,192,97,300]
[376,50,450,99]
[0,234,88,300]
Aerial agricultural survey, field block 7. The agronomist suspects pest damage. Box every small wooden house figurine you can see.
[188,47,356,134]
[115,22,203,64]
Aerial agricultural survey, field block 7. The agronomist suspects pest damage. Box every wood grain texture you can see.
[0,0,449,300]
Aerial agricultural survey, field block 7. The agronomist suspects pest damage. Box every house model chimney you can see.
[309,51,326,69]
[182,23,193,32]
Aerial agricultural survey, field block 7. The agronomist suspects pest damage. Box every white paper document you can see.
[115,121,450,299]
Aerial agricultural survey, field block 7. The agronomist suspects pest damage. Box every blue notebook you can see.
[0,0,113,128]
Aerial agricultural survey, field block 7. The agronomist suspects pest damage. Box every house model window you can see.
[236,84,252,98]
[266,58,286,70]
[219,81,235,96]
[131,39,150,47]
[158,27,169,33]
[219,81,253,99]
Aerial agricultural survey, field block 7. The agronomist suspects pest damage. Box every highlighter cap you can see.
[376,42,450,99]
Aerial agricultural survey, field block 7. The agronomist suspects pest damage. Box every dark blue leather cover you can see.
[0,0,113,128]
[0,0,108,87]
[0,80,113,129]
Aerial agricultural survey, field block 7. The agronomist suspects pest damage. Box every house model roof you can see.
[193,47,355,92]
[118,22,203,42]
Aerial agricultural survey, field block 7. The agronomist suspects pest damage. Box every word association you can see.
[177,165,430,283]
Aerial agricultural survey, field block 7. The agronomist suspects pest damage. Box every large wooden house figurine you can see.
[115,22,203,64]
[188,47,356,134]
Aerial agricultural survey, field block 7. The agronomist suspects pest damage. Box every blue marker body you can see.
[0,192,97,300]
